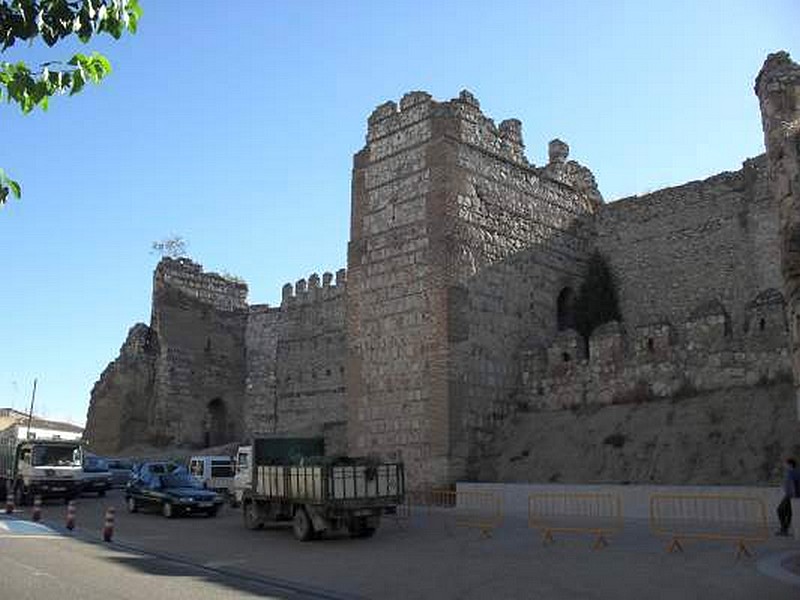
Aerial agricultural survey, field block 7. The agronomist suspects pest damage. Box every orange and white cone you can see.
[31,495,42,522]
[102,507,115,542]
[65,501,76,531]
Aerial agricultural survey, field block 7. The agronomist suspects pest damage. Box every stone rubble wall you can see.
[756,51,800,418]
[148,259,249,448]
[520,305,792,411]
[348,89,603,487]
[446,110,600,478]
[272,269,347,445]
[83,323,158,453]
[596,156,780,330]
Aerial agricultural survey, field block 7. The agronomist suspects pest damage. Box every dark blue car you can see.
[125,463,223,518]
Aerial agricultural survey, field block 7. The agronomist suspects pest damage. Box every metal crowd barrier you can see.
[528,492,623,549]
[392,489,502,537]
[649,494,769,559]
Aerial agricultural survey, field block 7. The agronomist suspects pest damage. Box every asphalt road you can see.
[2,489,799,599]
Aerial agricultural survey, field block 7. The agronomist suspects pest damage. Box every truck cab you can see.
[9,439,84,504]
[230,445,252,507]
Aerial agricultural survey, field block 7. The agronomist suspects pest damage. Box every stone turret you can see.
[755,51,800,418]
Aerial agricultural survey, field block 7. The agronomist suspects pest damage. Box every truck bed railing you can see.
[254,463,404,504]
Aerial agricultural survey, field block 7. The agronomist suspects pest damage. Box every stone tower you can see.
[346,90,600,487]
[756,52,800,418]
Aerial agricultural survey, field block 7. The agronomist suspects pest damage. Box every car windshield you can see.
[160,472,201,489]
[32,445,80,467]
[83,456,108,472]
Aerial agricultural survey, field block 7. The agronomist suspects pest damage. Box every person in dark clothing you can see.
[776,457,800,536]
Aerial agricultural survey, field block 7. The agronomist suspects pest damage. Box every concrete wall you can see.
[457,481,785,525]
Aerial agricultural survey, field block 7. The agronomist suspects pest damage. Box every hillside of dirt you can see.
[478,381,800,486]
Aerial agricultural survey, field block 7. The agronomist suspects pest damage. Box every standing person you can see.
[777,458,800,536]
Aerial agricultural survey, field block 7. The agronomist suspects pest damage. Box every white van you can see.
[230,445,252,507]
[188,455,234,497]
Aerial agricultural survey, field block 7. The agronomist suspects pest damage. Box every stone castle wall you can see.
[147,259,249,448]
[85,52,800,488]
[756,52,800,418]
[244,271,348,448]
[346,90,602,486]
[596,156,781,329]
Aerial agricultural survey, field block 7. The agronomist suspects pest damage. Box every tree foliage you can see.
[574,251,622,340]
[0,0,142,204]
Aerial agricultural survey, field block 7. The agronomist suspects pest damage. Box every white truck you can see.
[188,455,235,498]
[0,426,84,505]
[230,445,252,507]
[241,437,405,541]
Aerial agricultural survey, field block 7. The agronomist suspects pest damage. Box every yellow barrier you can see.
[423,489,503,538]
[649,494,769,559]
[528,492,623,550]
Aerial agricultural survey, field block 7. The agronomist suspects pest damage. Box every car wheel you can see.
[98,490,106,498]
[162,502,174,519]
[243,501,263,530]
[206,507,219,518]
[292,507,314,542]
[126,496,138,513]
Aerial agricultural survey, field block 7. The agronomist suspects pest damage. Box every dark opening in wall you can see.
[647,338,655,352]
[557,287,576,331]
[205,398,227,447]
[562,352,571,363]
[326,369,331,377]
[759,318,766,332]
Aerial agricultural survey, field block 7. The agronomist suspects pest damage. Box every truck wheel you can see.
[292,507,314,542]
[14,484,27,507]
[162,502,175,519]
[243,501,263,530]
[127,496,138,513]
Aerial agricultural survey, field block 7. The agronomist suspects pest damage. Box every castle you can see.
[84,52,800,488]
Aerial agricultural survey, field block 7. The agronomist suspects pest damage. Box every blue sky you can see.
[0,0,797,424]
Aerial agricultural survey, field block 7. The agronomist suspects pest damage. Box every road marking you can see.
[0,519,59,537]
[202,558,249,568]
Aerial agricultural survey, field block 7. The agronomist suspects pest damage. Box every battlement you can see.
[363,89,609,205]
[365,89,530,165]
[281,268,347,306]
[154,257,248,312]
[522,288,791,411]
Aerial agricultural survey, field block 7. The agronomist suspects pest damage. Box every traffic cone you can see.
[32,495,42,522]
[102,507,115,542]
[65,501,76,531]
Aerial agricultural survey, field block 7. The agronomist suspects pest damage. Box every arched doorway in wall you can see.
[205,398,228,448]
[557,287,576,331]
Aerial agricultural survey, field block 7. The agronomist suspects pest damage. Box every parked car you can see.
[80,454,113,497]
[126,463,223,518]
[106,458,135,488]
